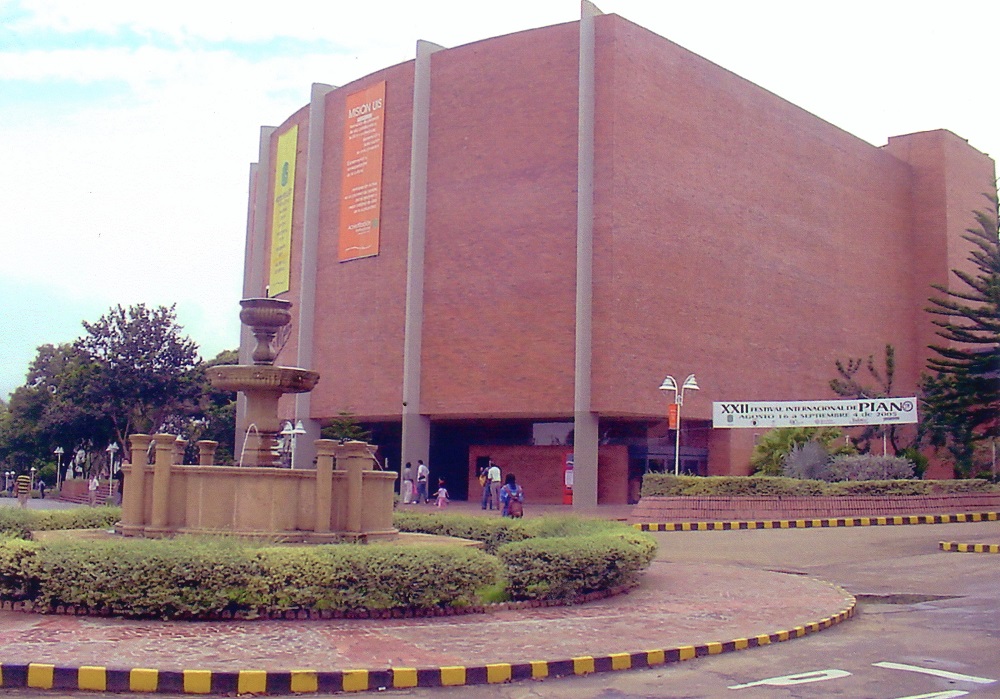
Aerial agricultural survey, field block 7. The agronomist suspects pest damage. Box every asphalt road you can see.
[2,518,997,698]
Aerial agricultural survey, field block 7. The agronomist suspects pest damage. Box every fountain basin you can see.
[209,365,319,394]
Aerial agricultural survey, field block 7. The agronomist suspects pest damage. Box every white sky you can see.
[1,0,997,400]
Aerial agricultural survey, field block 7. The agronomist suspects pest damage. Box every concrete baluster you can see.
[150,433,176,531]
[336,441,370,535]
[314,439,337,534]
[196,441,218,466]
[121,434,152,534]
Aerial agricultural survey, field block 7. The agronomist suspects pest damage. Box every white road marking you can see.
[892,691,969,699]
[874,662,996,685]
[728,669,852,689]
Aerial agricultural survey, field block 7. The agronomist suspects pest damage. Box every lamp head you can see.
[658,375,678,392]
[682,374,700,391]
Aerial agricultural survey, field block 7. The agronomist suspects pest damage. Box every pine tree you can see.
[922,196,1000,473]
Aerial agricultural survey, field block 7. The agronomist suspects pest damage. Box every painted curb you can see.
[633,511,1000,532]
[939,541,1000,554]
[0,591,857,694]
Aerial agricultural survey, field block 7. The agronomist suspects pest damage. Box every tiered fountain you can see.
[117,298,397,542]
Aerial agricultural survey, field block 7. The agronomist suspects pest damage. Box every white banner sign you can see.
[713,398,918,429]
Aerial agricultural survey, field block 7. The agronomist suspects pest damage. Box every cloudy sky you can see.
[1,0,997,400]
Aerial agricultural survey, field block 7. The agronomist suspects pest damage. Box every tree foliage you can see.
[0,304,237,475]
[75,304,202,446]
[750,426,855,476]
[321,410,371,443]
[920,196,1000,476]
[830,344,906,454]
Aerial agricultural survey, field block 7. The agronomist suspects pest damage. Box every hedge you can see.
[0,507,121,539]
[498,530,656,600]
[641,474,1000,497]
[3,537,502,619]
[0,512,656,619]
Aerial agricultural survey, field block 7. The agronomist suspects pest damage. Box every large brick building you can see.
[240,4,996,506]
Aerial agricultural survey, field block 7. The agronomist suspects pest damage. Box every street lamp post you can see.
[280,420,307,469]
[29,467,37,492]
[54,446,64,493]
[107,443,120,503]
[659,374,700,475]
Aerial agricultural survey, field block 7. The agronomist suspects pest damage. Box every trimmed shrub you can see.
[642,474,827,497]
[642,473,1000,497]
[21,536,503,619]
[34,537,265,618]
[257,545,501,611]
[392,510,530,553]
[782,441,830,480]
[396,512,657,602]
[498,530,656,600]
[0,537,41,600]
[823,454,915,482]
[0,507,121,539]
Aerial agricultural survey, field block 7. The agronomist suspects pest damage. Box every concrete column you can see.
[294,83,335,471]
[572,1,602,508]
[150,433,177,532]
[401,40,445,471]
[237,126,277,463]
[174,437,187,465]
[314,439,337,534]
[336,440,370,535]
[196,441,218,466]
[120,433,152,535]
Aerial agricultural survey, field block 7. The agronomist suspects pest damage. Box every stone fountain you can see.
[209,298,319,467]
[116,298,397,542]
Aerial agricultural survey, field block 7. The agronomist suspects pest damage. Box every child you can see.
[433,478,449,508]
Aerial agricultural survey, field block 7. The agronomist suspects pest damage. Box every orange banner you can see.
[339,81,385,262]
[668,404,679,430]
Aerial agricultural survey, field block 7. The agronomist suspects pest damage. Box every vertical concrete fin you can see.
[294,83,335,469]
[573,1,602,507]
[401,39,446,470]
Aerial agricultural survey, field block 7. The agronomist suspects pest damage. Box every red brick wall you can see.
[591,15,939,421]
[468,444,629,505]
[308,65,416,420]
[420,23,580,419]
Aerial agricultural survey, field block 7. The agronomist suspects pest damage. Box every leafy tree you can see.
[171,349,238,465]
[750,426,854,476]
[75,304,202,448]
[921,196,1000,475]
[321,410,371,443]
[830,344,906,454]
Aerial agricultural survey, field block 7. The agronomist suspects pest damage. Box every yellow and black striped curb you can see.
[634,511,1000,532]
[939,541,1000,554]
[0,597,856,694]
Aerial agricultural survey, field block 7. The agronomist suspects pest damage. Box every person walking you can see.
[401,462,414,504]
[14,472,31,509]
[88,473,100,507]
[415,460,429,504]
[479,463,491,509]
[486,460,502,510]
[499,473,524,518]
[433,479,449,508]
[37,480,46,499]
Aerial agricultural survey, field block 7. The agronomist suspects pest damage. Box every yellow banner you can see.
[269,125,298,296]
